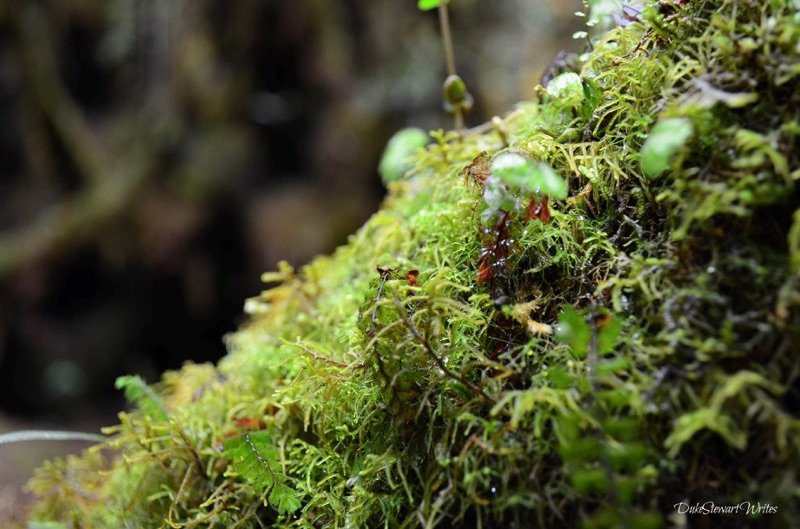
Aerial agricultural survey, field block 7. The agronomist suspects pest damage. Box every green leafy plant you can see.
[21,1,800,528]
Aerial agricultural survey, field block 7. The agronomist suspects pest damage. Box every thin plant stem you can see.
[438,3,456,76]
[438,2,464,129]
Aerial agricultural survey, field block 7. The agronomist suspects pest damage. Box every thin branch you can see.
[285,339,364,369]
[368,267,394,336]
[392,297,495,404]
[0,3,159,280]
[0,430,107,445]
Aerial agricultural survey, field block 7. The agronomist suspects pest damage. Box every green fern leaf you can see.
[224,431,301,514]
[270,482,301,514]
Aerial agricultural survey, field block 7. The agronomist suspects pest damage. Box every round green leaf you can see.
[546,72,583,103]
[491,152,533,187]
[640,117,693,178]
[418,0,445,10]
[378,128,429,184]
[481,175,521,222]
[491,153,568,199]
[533,162,569,199]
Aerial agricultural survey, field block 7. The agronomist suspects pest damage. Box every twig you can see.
[0,2,158,280]
[392,297,494,404]
[368,267,394,336]
[0,429,106,445]
[285,339,364,369]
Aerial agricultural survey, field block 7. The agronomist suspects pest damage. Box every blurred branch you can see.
[0,2,159,280]
[13,3,110,185]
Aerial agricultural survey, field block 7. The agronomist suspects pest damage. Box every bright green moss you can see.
[24,1,800,528]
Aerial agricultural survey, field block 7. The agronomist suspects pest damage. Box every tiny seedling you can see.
[491,151,568,223]
[378,127,429,184]
[418,0,473,128]
[474,152,568,285]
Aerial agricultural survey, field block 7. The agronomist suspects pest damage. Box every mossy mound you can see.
[25,1,800,528]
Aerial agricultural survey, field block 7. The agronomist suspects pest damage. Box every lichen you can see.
[23,1,800,528]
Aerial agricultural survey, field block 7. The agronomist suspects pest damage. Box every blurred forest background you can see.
[0,0,581,519]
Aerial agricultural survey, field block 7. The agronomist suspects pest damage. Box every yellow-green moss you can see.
[25,1,800,527]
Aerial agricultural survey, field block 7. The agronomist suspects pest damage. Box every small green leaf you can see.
[481,174,521,221]
[378,128,429,184]
[665,408,746,457]
[224,432,276,487]
[533,163,569,199]
[571,468,609,494]
[640,117,693,178]
[602,417,639,441]
[597,314,622,355]
[223,431,301,513]
[417,0,445,10]
[605,441,647,470]
[546,72,583,104]
[26,523,68,529]
[269,482,302,514]
[491,153,568,199]
[555,307,591,358]
[595,356,630,376]
[491,152,533,188]
[588,0,624,30]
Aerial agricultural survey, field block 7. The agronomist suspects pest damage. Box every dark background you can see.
[0,0,581,519]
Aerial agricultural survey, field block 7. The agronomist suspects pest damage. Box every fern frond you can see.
[223,431,300,514]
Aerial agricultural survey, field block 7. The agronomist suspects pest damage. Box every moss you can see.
[24,1,800,527]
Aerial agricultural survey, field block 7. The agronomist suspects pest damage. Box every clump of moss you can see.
[24,1,800,527]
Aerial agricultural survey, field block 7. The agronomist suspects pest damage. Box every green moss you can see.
[24,1,800,527]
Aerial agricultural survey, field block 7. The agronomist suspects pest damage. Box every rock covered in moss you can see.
[24,1,800,528]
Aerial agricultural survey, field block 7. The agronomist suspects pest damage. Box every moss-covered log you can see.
[23,1,800,527]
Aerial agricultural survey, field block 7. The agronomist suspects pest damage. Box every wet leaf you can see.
[546,72,583,105]
[492,153,568,199]
[481,174,521,221]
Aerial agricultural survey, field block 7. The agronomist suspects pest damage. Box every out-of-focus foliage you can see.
[0,0,582,420]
